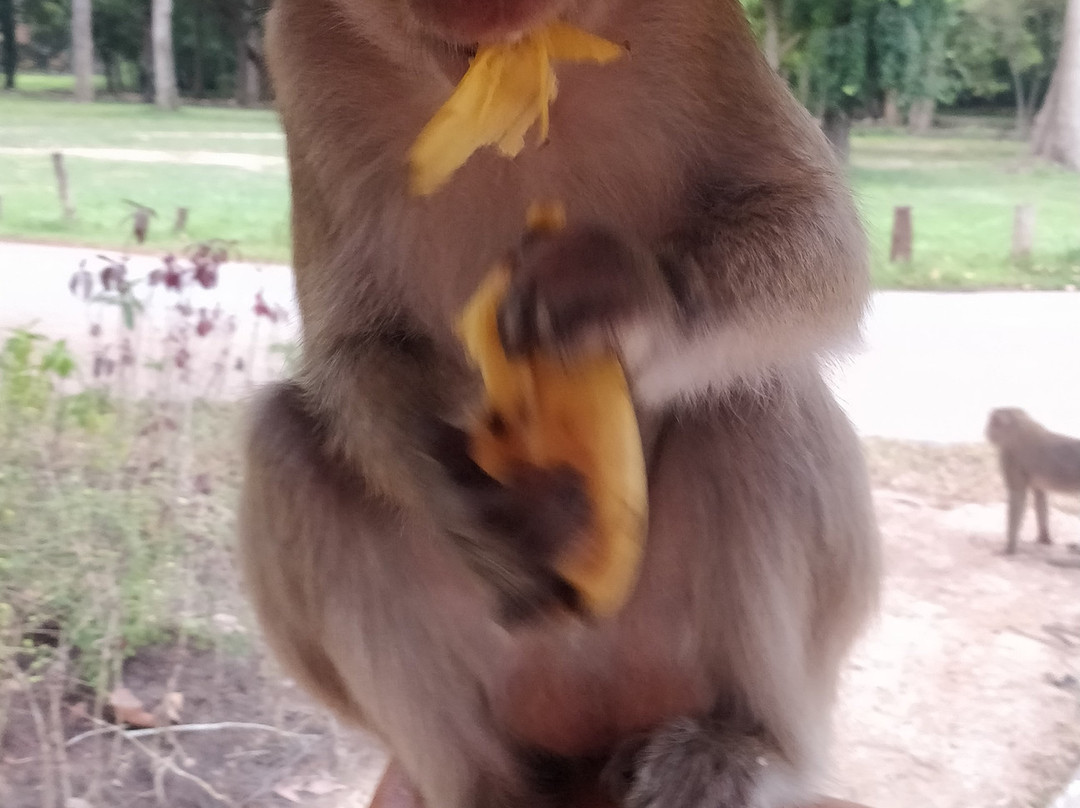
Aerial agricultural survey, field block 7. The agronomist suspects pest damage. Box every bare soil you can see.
[2,439,1078,808]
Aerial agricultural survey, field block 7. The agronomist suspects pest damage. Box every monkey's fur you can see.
[238,1,882,806]
[986,407,1080,555]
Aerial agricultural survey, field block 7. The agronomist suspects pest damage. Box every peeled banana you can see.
[456,204,647,618]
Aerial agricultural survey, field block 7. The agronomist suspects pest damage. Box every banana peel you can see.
[410,25,645,617]
[408,22,626,196]
[456,204,647,618]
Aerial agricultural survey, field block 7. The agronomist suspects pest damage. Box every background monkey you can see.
[986,407,1080,555]
[238,1,882,807]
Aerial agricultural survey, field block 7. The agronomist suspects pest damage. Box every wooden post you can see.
[890,206,912,263]
[174,207,189,234]
[1012,204,1036,262]
[51,152,76,221]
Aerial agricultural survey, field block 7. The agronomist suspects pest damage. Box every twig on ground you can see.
[11,666,57,808]
[66,720,320,748]
[45,656,74,806]
[67,712,239,806]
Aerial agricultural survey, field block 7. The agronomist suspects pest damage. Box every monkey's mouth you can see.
[435,41,480,84]
[411,0,564,48]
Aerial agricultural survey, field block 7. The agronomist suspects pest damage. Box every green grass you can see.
[852,133,1080,289]
[0,95,290,261]
[8,72,110,94]
[2,92,1080,286]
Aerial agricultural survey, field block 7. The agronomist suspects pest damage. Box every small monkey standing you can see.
[238,1,882,808]
[986,407,1080,555]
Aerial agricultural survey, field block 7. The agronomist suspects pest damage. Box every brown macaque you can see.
[986,407,1080,555]
[238,1,882,807]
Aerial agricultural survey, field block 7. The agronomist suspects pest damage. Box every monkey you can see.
[237,1,882,807]
[985,407,1080,555]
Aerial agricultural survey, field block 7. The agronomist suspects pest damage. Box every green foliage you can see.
[946,0,1063,121]
[0,325,251,686]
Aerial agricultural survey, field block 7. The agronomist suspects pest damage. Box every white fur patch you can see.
[618,319,864,409]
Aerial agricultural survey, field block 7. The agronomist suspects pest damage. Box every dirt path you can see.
[832,490,1080,808]
[0,146,284,171]
[4,241,1079,441]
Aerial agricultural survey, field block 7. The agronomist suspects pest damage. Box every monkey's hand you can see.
[424,419,593,624]
[496,226,678,363]
[605,718,793,808]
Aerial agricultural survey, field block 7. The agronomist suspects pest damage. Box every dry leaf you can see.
[108,686,157,729]
[273,774,345,802]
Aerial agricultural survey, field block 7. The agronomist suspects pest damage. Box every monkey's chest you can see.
[491,625,712,757]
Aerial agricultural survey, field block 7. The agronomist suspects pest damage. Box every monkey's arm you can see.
[298,332,591,619]
[498,162,869,405]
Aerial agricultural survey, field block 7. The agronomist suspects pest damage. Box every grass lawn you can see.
[852,132,1080,289]
[2,91,1079,286]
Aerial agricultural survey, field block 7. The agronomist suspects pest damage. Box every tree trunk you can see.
[1008,61,1033,138]
[1032,0,1080,169]
[1031,71,1059,148]
[103,53,118,94]
[908,97,935,134]
[822,109,851,162]
[139,14,154,103]
[883,89,901,127]
[761,0,781,72]
[152,0,179,110]
[193,0,205,98]
[234,2,261,106]
[71,0,94,102]
[1,0,16,90]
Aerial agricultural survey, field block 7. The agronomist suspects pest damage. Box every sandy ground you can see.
[832,491,1080,808]
[2,240,1080,806]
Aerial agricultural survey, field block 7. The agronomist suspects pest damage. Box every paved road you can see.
[2,240,1078,443]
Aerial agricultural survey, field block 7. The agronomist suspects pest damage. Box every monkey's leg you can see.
[239,382,532,808]
[1033,489,1053,545]
[1005,484,1029,554]
[607,371,880,808]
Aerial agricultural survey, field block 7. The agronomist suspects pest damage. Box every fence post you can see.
[890,206,912,263]
[1011,204,1036,262]
[51,152,76,221]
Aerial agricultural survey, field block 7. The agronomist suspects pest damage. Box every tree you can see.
[952,0,1064,135]
[72,0,94,101]
[790,0,878,158]
[1,0,16,89]
[151,0,177,108]
[870,0,956,133]
[22,0,73,71]
[1032,0,1080,167]
[93,0,147,94]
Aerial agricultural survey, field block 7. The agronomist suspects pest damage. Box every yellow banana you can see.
[408,23,626,196]
[457,204,647,618]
